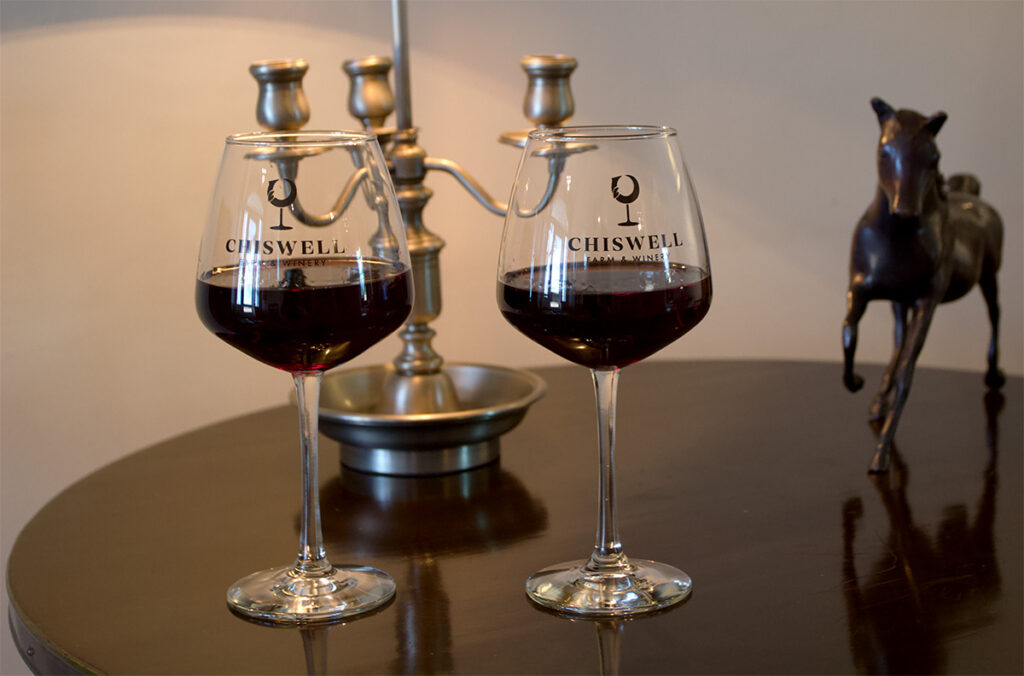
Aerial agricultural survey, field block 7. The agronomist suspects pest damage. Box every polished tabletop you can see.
[7,360,1022,674]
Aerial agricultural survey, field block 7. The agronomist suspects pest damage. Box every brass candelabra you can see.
[248,1,582,475]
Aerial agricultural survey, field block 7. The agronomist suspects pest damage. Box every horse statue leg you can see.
[979,267,1005,390]
[870,302,908,421]
[871,298,939,473]
[843,277,868,392]
[840,494,874,673]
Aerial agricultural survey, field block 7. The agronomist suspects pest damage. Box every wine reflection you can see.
[299,626,328,676]
[841,390,1004,673]
[317,460,548,673]
[226,605,390,676]
[595,620,624,676]
[531,604,682,674]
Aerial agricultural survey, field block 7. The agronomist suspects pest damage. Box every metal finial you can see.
[249,59,310,131]
[342,56,396,130]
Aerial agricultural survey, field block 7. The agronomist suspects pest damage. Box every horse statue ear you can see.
[923,111,948,137]
[871,97,895,125]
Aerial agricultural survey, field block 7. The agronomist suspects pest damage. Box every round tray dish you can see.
[318,363,546,476]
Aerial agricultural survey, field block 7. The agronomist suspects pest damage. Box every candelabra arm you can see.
[513,154,565,218]
[283,165,370,227]
[424,153,575,219]
[423,157,507,216]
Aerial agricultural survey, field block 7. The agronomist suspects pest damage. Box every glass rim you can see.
[226,130,378,147]
[527,125,676,142]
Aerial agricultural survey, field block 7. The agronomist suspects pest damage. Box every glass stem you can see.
[293,371,330,575]
[589,367,626,571]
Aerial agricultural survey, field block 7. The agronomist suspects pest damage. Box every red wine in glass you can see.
[197,257,412,373]
[498,261,711,369]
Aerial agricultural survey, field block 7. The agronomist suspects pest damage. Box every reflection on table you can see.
[842,390,1006,674]
[6,361,1021,674]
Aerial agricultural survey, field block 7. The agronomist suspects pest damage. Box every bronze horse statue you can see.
[843,97,1004,473]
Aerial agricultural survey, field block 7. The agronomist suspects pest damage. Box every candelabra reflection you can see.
[229,461,545,672]
[841,390,1005,673]
[319,461,548,673]
[320,460,548,556]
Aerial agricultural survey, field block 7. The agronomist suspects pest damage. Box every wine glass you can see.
[497,125,711,616]
[196,131,413,623]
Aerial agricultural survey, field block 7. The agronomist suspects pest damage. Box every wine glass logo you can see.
[268,178,297,231]
[611,174,639,227]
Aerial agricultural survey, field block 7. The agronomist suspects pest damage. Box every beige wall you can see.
[2,1,1020,671]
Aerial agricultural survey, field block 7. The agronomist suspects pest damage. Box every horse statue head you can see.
[871,97,948,218]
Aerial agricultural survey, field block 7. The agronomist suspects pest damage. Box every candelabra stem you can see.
[392,0,412,130]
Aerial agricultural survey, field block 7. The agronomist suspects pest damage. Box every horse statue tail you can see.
[948,173,981,196]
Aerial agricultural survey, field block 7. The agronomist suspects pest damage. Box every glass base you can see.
[227,562,395,624]
[526,556,692,617]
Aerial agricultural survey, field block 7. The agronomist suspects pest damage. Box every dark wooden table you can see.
[7,361,1022,674]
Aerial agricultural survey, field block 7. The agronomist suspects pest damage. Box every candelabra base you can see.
[317,363,546,476]
[339,439,499,475]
